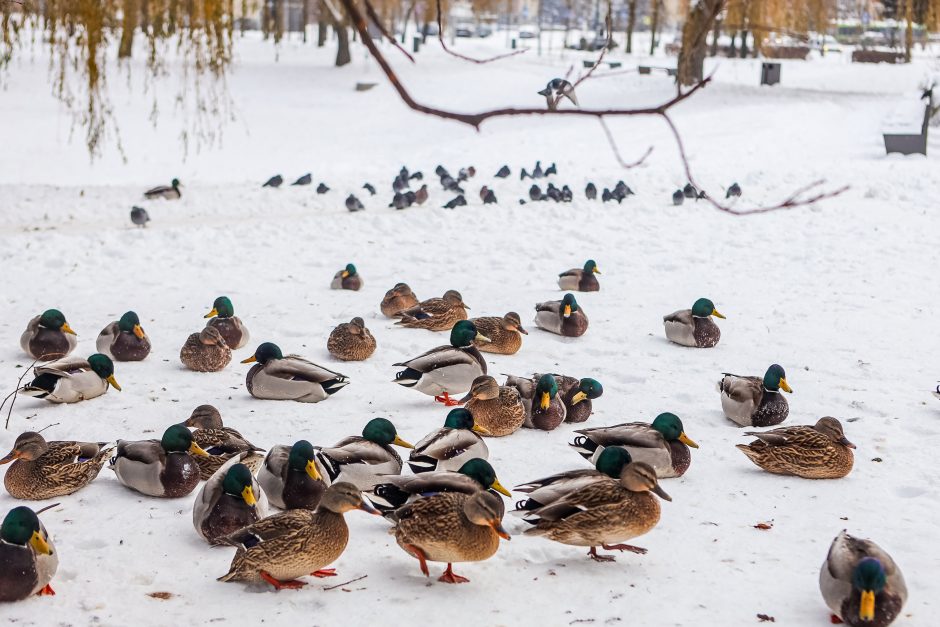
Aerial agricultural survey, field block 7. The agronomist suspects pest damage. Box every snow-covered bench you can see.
[638,65,677,77]
[882,96,931,156]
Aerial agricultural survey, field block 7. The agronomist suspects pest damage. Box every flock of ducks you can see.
[0,216,910,625]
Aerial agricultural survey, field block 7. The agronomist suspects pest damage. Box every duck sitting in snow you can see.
[144,178,181,200]
[258,440,326,511]
[20,309,78,360]
[0,505,57,601]
[459,376,526,436]
[395,290,470,331]
[558,260,601,292]
[96,311,151,361]
[503,373,567,431]
[663,297,725,348]
[535,293,588,337]
[718,364,792,427]
[330,264,362,291]
[469,312,527,355]
[183,404,264,480]
[193,456,265,544]
[20,354,121,404]
[381,283,420,318]
[314,417,414,491]
[180,326,231,372]
[407,408,490,474]
[534,374,602,424]
[110,424,209,498]
[204,296,250,350]
[737,417,855,479]
[242,342,349,403]
[327,317,376,361]
[1,432,113,500]
[513,447,633,513]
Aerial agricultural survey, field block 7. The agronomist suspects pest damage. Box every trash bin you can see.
[761,62,781,86]
[511,38,516,49]
[413,36,421,53]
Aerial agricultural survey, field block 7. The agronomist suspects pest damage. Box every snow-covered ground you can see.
[1,32,938,626]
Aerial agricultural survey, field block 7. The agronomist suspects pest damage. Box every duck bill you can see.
[204,308,219,319]
[240,356,257,364]
[490,520,511,540]
[471,424,491,435]
[457,391,473,404]
[593,268,601,274]
[30,531,53,555]
[711,309,726,319]
[515,326,528,335]
[107,375,122,391]
[133,324,146,340]
[242,486,257,506]
[839,437,856,450]
[0,449,22,464]
[306,460,322,481]
[358,498,381,516]
[61,322,77,335]
[341,270,350,278]
[189,442,210,457]
[392,435,414,449]
[461,303,471,310]
[779,378,793,393]
[571,391,589,405]
[563,305,572,318]
[539,392,551,411]
[652,484,672,502]
[859,590,875,622]
[678,432,699,449]
[475,332,491,343]
[490,478,512,497]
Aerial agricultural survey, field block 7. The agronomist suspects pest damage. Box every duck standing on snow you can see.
[0,506,58,601]
[469,312,527,355]
[718,364,792,427]
[381,283,420,318]
[327,317,376,361]
[535,293,589,337]
[183,404,264,480]
[370,458,510,513]
[20,309,78,360]
[258,440,326,510]
[395,289,470,331]
[571,412,699,479]
[737,416,855,479]
[663,297,725,347]
[407,408,490,474]
[1,432,113,500]
[242,342,349,402]
[504,373,567,431]
[330,263,362,291]
[513,447,633,513]
[314,418,414,490]
[820,530,907,627]
[558,260,601,292]
[535,374,603,423]
[144,178,181,200]
[96,311,151,361]
[204,296,250,350]
[217,483,379,591]
[110,424,209,497]
[180,326,231,372]
[193,456,265,544]
[20,354,121,404]
[393,320,489,406]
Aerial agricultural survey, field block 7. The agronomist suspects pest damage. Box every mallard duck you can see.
[504,373,567,431]
[314,418,414,490]
[330,263,362,291]
[180,326,231,372]
[407,408,490,473]
[96,311,151,361]
[327,317,376,361]
[820,530,907,626]
[371,458,510,513]
[470,312,527,355]
[391,490,509,584]
[204,296,250,349]
[193,456,266,544]
[513,447,632,513]
[144,178,181,200]
[558,259,600,292]
[1,432,113,500]
[393,320,489,406]
[517,461,670,561]
[217,482,379,590]
[0,506,57,601]
[535,374,602,423]
[663,297,725,348]
[719,364,792,427]
[459,376,526,436]
[182,404,264,480]
[20,354,121,404]
[241,342,349,402]
[934,383,940,400]
[570,412,699,479]
[110,424,209,497]
[381,283,419,318]
[395,289,470,331]
[20,309,78,360]
[535,293,588,337]
[258,440,326,510]
[737,416,855,479]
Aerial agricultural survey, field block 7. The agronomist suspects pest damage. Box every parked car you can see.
[456,25,473,38]
[476,25,493,38]
[518,26,537,39]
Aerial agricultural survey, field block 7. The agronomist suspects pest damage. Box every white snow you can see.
[1,31,938,626]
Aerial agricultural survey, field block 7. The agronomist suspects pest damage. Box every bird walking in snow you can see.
[317,183,330,194]
[415,185,429,205]
[292,173,312,186]
[538,78,579,110]
[443,195,467,209]
[130,206,150,228]
[726,183,742,198]
[345,194,364,212]
[495,165,511,178]
[672,190,685,206]
[262,175,283,189]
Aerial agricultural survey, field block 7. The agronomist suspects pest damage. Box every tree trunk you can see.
[317,0,328,46]
[904,0,913,62]
[729,31,736,57]
[740,30,749,58]
[322,0,350,66]
[677,0,724,86]
[118,0,139,58]
[302,0,309,42]
[710,17,720,56]
[625,0,636,54]
[274,0,284,43]
[140,0,150,31]
[649,0,660,55]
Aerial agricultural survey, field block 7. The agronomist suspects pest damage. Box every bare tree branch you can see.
[364,0,415,63]
[434,0,526,64]
[599,118,654,169]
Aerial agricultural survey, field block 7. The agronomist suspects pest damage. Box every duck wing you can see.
[266,356,347,384]
[394,345,479,373]
[744,425,828,448]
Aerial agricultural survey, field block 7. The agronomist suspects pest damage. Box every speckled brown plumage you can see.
[327,317,376,361]
[737,417,855,479]
[381,283,420,318]
[1,432,113,500]
[183,404,264,480]
[180,327,232,372]
[395,290,469,331]
[470,313,526,355]
[462,378,525,437]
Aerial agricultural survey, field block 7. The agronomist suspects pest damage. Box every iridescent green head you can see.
[450,320,488,348]
[650,412,699,448]
[852,557,886,622]
[206,296,235,319]
[171,178,181,188]
[691,297,724,319]
[38,309,74,334]
[242,342,283,365]
[361,418,413,449]
[444,408,473,429]
[161,424,204,455]
[88,353,122,390]
[583,259,600,274]
[762,364,792,393]
[0,507,44,548]
[117,311,146,339]
[343,263,358,277]
[456,458,511,496]
[595,447,632,478]
[561,293,579,317]
[535,374,558,411]
[577,378,604,400]
[222,463,257,506]
[288,440,322,481]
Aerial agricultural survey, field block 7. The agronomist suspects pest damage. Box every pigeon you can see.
[520,168,530,180]
[610,187,626,203]
[585,183,597,200]
[518,199,526,205]
[602,188,612,202]
[614,181,635,197]
[390,193,408,210]
[546,183,562,202]
[457,168,469,182]
[415,184,429,205]
[404,191,417,206]
[435,165,449,178]
[495,165,511,178]
[696,190,708,200]
[262,175,283,188]
[363,183,377,196]
[529,184,544,202]
[345,194,365,212]
[683,183,697,199]
[292,173,312,186]
[393,175,409,193]
[409,171,424,181]
[561,185,573,202]
[399,166,410,181]
[441,175,464,194]
[443,195,467,209]
[726,183,742,198]
[533,161,544,179]
[482,188,497,205]
[673,190,685,205]
[317,183,330,194]
[479,186,490,201]
[545,163,557,176]
[130,206,150,227]
[538,78,579,109]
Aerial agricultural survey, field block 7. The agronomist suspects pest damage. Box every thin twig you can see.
[434,0,526,64]
[363,1,415,63]
[571,7,613,92]
[599,118,654,169]
[36,422,60,434]
[3,358,40,430]
[323,574,367,590]
[35,503,62,516]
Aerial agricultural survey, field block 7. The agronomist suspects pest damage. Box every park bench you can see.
[638,65,677,77]
[882,92,932,156]
[582,60,623,69]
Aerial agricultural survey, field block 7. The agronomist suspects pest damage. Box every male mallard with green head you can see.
[460,375,526,436]
[242,342,349,402]
[737,416,855,479]
[1,432,113,500]
[663,297,725,347]
[393,320,490,406]
[820,530,907,627]
[513,447,633,513]
[20,309,78,360]
[407,408,490,473]
[504,373,567,431]
[571,412,699,479]
[0,506,57,602]
[330,263,362,291]
[558,259,601,292]
[395,289,470,331]
[314,418,414,490]
[96,311,151,361]
[381,283,419,317]
[193,456,265,544]
[371,458,510,513]
[534,374,602,423]
[535,293,588,337]
[258,440,326,510]
[204,296,250,349]
[180,326,231,372]
[470,312,527,355]
[144,177,181,200]
[110,424,209,497]
[182,404,264,480]
[20,354,121,404]
[327,317,376,361]
[719,364,792,427]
